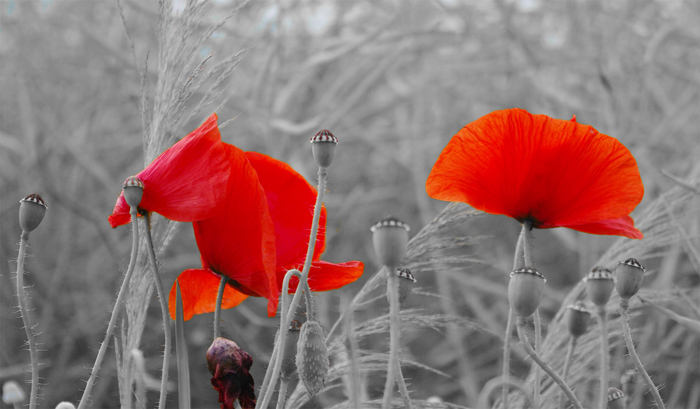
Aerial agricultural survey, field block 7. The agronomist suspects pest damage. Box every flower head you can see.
[108,113,230,228]
[426,108,644,239]
[206,337,256,409]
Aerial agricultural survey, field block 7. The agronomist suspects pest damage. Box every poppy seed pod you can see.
[371,217,410,268]
[607,388,625,409]
[278,319,302,380]
[310,130,338,168]
[397,268,417,305]
[615,258,645,301]
[296,321,329,397]
[19,193,47,233]
[565,302,592,338]
[584,266,615,308]
[122,176,144,209]
[2,380,25,405]
[508,267,546,318]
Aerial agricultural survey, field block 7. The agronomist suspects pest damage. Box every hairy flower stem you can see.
[275,379,289,409]
[559,337,577,409]
[620,301,665,409]
[382,267,413,409]
[143,213,172,409]
[78,207,140,409]
[502,225,526,408]
[258,165,328,409]
[15,231,39,409]
[520,222,542,407]
[214,275,228,339]
[596,306,609,409]
[516,317,583,409]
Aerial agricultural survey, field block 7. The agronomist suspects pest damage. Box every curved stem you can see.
[78,207,140,409]
[382,268,413,409]
[620,302,665,409]
[559,337,577,409]
[15,231,39,409]
[596,306,609,409]
[477,376,534,409]
[502,224,526,408]
[516,318,583,409]
[143,213,172,409]
[214,275,228,340]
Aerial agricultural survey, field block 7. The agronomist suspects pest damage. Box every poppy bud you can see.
[371,216,410,268]
[620,369,637,399]
[508,267,546,318]
[2,380,25,405]
[19,193,47,233]
[397,268,416,305]
[278,319,302,380]
[296,321,329,397]
[310,130,338,168]
[206,337,256,409]
[55,402,76,409]
[584,266,614,308]
[607,388,625,409]
[565,302,591,338]
[615,258,645,302]
[122,176,144,209]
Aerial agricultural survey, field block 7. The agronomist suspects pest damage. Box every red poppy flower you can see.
[426,108,644,239]
[108,113,230,228]
[170,152,364,320]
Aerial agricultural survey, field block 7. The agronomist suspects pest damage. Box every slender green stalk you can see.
[534,309,542,408]
[502,224,526,408]
[620,301,665,409]
[78,207,140,409]
[559,337,577,409]
[256,167,327,409]
[596,306,609,409]
[275,379,289,409]
[175,281,191,409]
[516,318,583,409]
[214,275,229,340]
[15,231,39,409]
[382,268,413,409]
[143,213,172,409]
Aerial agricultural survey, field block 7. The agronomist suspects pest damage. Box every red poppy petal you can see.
[426,109,644,231]
[244,151,327,269]
[194,144,279,317]
[556,216,643,239]
[108,113,230,228]
[168,269,249,321]
[286,260,364,293]
[108,194,134,228]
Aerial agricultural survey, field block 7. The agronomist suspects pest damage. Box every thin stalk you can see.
[477,376,534,409]
[15,231,39,409]
[521,221,541,406]
[596,306,609,409]
[620,301,665,409]
[382,268,413,409]
[502,224,526,408]
[78,207,140,409]
[559,337,577,409]
[143,213,172,409]
[256,167,327,409]
[214,275,229,340]
[516,318,583,409]
[275,379,289,409]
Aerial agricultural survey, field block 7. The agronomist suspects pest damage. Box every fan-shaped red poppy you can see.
[108,113,230,228]
[426,108,644,239]
[170,151,364,321]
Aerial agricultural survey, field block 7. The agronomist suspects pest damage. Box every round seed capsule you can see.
[122,176,144,209]
[19,193,47,233]
[508,267,546,318]
[607,387,625,409]
[310,130,338,168]
[565,302,591,338]
[296,321,329,397]
[615,258,645,301]
[584,266,615,308]
[371,216,410,268]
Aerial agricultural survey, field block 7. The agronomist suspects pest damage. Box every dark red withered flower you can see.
[206,337,256,409]
[108,113,230,228]
[426,108,644,239]
[169,152,363,320]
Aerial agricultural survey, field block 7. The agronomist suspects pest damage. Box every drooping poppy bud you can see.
[19,193,47,233]
[607,388,625,409]
[206,337,256,409]
[296,321,329,397]
[565,302,592,338]
[615,258,645,302]
[397,268,417,305]
[508,267,546,318]
[371,216,410,268]
[55,402,77,409]
[278,319,302,380]
[584,266,614,308]
[122,176,144,209]
[310,130,338,168]
[620,369,637,400]
[2,380,25,406]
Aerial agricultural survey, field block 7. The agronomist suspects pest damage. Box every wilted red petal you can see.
[194,144,279,317]
[206,337,256,409]
[286,260,365,293]
[109,113,230,228]
[426,108,644,238]
[168,269,249,321]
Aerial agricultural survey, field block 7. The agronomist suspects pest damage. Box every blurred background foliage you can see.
[0,0,698,408]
